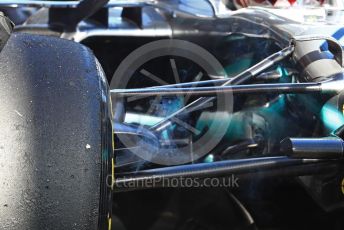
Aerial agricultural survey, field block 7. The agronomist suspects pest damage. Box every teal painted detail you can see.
[204,154,214,163]
[320,103,344,132]
[225,56,253,77]
[276,65,284,77]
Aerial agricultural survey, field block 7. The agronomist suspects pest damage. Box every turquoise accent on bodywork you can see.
[195,95,288,145]
[204,154,214,163]
[321,103,344,132]
[277,65,284,76]
[225,56,253,77]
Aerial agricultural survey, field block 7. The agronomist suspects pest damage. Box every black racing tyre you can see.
[0,33,113,230]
